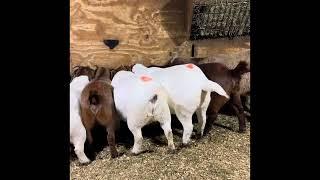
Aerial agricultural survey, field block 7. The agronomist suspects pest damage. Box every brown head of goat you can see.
[80,67,119,158]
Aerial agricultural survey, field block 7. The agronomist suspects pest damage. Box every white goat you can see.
[70,75,91,164]
[132,63,229,145]
[111,71,174,154]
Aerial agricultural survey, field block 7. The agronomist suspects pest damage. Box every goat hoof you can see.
[239,129,246,133]
[146,148,155,153]
[167,148,177,154]
[111,151,119,158]
[128,150,140,156]
[180,143,191,148]
[78,160,91,166]
[195,132,202,139]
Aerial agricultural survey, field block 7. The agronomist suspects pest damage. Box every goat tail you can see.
[232,61,250,77]
[149,94,158,104]
[80,89,103,115]
[147,87,168,116]
[202,80,229,99]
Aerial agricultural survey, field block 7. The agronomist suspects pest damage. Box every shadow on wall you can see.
[159,0,189,47]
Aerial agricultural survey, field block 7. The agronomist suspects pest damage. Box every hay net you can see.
[190,0,250,40]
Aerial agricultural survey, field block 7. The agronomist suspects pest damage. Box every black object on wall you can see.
[103,39,119,49]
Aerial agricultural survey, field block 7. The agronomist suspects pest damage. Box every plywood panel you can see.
[193,36,250,68]
[70,0,190,69]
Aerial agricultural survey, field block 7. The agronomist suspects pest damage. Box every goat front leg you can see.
[204,113,217,135]
[231,94,246,133]
[107,126,118,158]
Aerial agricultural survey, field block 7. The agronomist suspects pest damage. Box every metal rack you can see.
[190,0,250,40]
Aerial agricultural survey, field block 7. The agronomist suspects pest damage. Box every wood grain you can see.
[70,0,190,69]
[193,36,250,68]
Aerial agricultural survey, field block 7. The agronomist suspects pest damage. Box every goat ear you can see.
[232,61,249,76]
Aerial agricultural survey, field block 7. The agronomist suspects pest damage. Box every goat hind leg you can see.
[107,126,118,158]
[73,129,91,164]
[176,112,193,146]
[160,120,175,152]
[128,122,144,154]
[196,93,210,137]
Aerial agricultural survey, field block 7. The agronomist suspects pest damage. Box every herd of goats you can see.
[70,57,250,164]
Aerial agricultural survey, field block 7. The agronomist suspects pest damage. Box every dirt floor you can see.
[70,114,250,180]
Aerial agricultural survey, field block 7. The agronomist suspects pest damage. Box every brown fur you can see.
[71,65,98,81]
[80,67,119,158]
[198,61,250,133]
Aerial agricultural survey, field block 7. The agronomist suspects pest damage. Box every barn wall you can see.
[71,0,192,69]
[70,0,250,69]
[194,36,250,68]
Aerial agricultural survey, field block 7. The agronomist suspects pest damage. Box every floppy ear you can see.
[232,61,250,77]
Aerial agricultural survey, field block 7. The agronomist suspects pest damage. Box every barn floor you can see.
[70,114,250,180]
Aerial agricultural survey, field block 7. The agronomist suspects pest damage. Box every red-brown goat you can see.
[199,61,249,133]
[80,67,119,158]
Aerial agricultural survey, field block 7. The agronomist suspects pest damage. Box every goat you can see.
[132,63,229,145]
[70,75,91,164]
[197,61,250,133]
[111,71,174,154]
[80,67,119,158]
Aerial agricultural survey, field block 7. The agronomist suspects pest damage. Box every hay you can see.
[70,115,250,180]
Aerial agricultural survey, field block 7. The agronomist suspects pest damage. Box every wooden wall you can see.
[71,0,191,69]
[194,36,250,68]
[70,0,250,70]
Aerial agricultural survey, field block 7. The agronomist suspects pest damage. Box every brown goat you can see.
[164,59,250,133]
[198,61,250,133]
[80,67,119,158]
